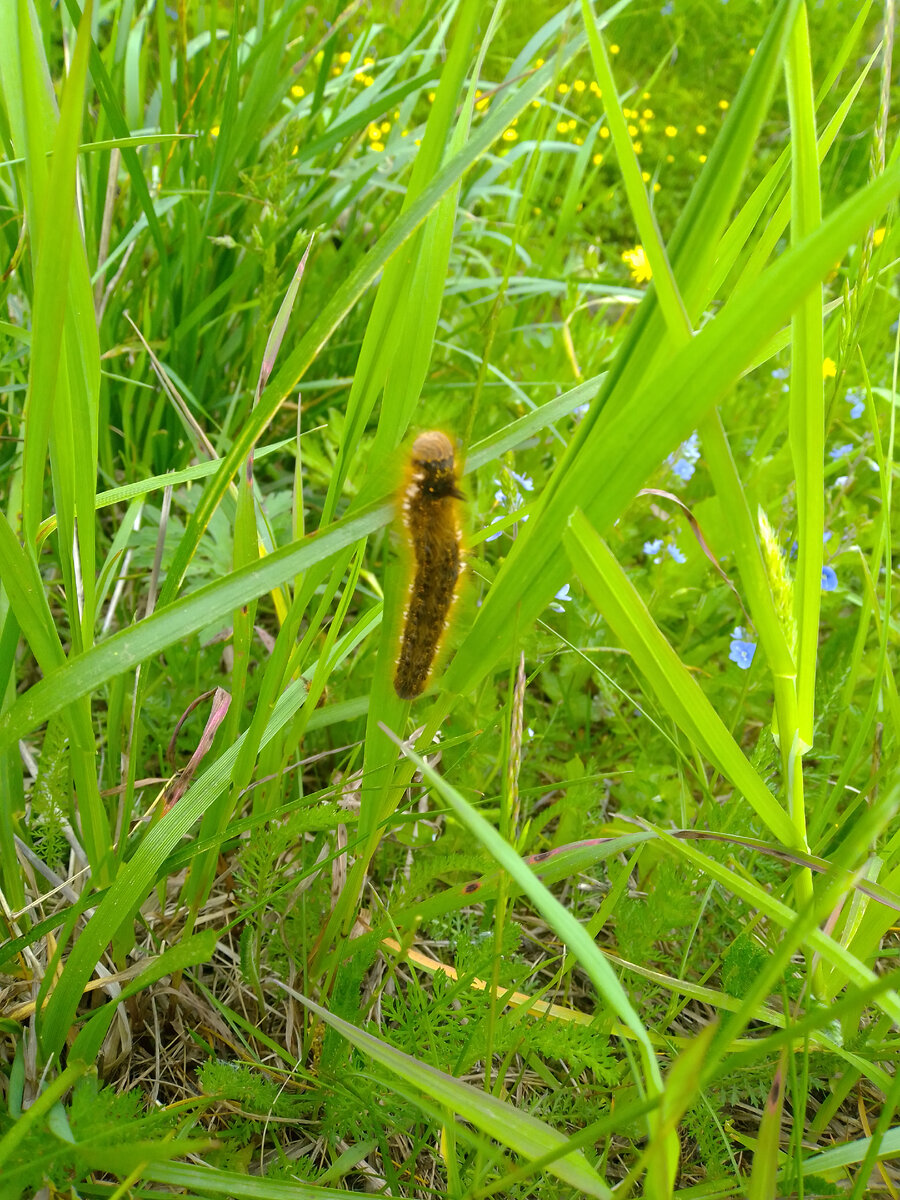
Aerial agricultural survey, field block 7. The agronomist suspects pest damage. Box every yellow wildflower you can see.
[557,82,570,94]
[574,79,586,92]
[610,43,620,53]
[665,125,677,138]
[696,124,706,135]
[718,99,729,110]
[622,245,652,284]
[503,128,518,141]
[600,126,610,139]
[291,84,305,98]
[873,227,886,247]
[823,357,837,379]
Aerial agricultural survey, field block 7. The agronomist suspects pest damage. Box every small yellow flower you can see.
[696,124,706,135]
[575,136,584,145]
[666,153,674,163]
[369,141,384,152]
[698,154,707,163]
[641,170,650,182]
[503,128,518,142]
[749,47,755,56]
[533,205,542,215]
[653,182,661,192]
[339,51,351,64]
[665,125,677,138]
[368,124,381,139]
[363,75,374,86]
[610,43,620,54]
[873,227,886,247]
[643,91,651,99]
[622,244,652,284]
[600,126,610,139]
[380,120,391,133]
[718,99,729,110]
[643,108,654,120]
[291,84,305,98]
[556,121,569,134]
[535,57,545,68]
[623,107,635,119]
[627,123,637,136]
[574,79,586,92]
[476,96,489,111]
[592,152,603,165]
[210,124,220,137]
[428,91,436,102]
[632,141,642,154]
[590,81,601,95]
[354,72,366,83]
[401,129,409,137]
[291,144,298,156]
[363,56,375,66]
[557,82,570,94]
[823,357,837,379]
[331,66,340,76]
[531,99,541,108]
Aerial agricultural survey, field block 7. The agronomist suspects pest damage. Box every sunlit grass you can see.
[0,0,897,1196]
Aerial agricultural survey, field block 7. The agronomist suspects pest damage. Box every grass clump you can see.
[1,0,898,1196]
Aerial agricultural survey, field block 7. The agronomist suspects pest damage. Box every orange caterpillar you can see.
[394,431,464,700]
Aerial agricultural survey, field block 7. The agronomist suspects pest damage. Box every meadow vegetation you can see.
[0,0,898,1195]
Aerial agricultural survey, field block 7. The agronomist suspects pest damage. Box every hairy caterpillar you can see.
[394,431,464,700]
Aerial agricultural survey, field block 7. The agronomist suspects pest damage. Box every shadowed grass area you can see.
[0,0,898,1195]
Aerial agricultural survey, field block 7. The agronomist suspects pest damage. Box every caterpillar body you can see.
[394,431,464,700]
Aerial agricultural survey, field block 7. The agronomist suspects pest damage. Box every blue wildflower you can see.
[771,366,790,380]
[667,543,686,563]
[549,583,572,613]
[671,458,695,482]
[661,0,673,11]
[729,628,756,669]
[846,389,865,419]
[643,538,663,556]
[509,470,534,492]
[821,565,838,591]
[829,442,853,461]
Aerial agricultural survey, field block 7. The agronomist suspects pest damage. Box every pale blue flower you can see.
[846,389,865,419]
[830,442,853,461]
[643,538,664,556]
[509,470,534,492]
[729,635,756,669]
[549,583,572,613]
[667,543,686,563]
[821,565,838,591]
[671,458,695,482]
